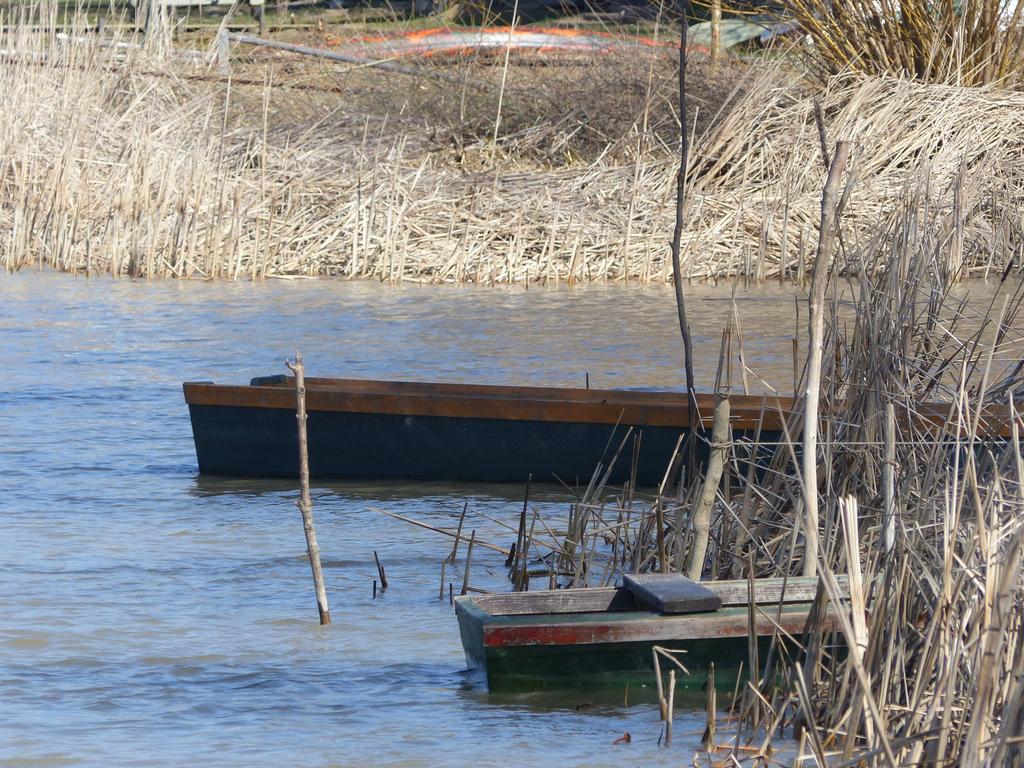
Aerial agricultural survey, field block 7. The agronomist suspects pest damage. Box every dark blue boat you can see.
[183,376,792,484]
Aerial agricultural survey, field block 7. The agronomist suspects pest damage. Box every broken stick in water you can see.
[665,668,676,746]
[461,530,477,596]
[703,663,717,749]
[286,352,330,625]
[374,550,389,590]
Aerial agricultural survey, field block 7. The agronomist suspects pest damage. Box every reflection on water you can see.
[0,271,1015,766]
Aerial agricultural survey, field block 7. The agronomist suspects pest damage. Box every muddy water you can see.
[0,272,1012,766]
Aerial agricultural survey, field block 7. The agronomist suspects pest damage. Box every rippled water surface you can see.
[0,272,1010,766]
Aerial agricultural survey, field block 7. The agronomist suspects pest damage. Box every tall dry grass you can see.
[439,170,1024,761]
[0,18,1021,282]
[783,0,1024,86]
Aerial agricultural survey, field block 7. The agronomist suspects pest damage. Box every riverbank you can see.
[0,18,1021,283]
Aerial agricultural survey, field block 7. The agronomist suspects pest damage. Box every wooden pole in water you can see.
[802,141,849,577]
[461,530,476,596]
[703,663,717,749]
[286,352,331,625]
[373,550,388,590]
[665,668,676,746]
[670,4,700,480]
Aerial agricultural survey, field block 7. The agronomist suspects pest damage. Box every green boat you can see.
[455,575,842,695]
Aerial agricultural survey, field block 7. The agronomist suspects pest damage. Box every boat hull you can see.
[183,375,1011,483]
[477,634,777,695]
[455,579,840,694]
[187,401,693,484]
[184,377,791,484]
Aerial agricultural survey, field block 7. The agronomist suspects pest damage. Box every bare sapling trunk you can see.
[802,141,850,577]
[286,352,331,625]
[670,4,700,476]
[686,395,730,579]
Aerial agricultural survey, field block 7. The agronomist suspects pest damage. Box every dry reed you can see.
[403,165,1024,761]
[0,18,1022,283]
[782,0,1024,86]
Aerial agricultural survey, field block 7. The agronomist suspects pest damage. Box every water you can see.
[0,272,1008,766]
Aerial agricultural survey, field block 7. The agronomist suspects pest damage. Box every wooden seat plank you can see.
[622,573,722,614]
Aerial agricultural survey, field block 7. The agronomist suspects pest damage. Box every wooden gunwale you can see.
[454,579,849,692]
[299,377,780,408]
[480,605,823,648]
[184,377,1016,437]
[460,578,846,649]
[184,381,786,430]
[468,575,845,617]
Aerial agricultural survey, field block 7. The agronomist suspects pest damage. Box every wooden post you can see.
[687,395,730,579]
[670,2,700,478]
[216,29,231,76]
[710,0,722,62]
[146,0,158,38]
[802,141,850,577]
[286,352,330,625]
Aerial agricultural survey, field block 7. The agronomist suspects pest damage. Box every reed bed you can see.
[412,165,1024,761]
[0,21,1022,283]
[783,0,1024,86]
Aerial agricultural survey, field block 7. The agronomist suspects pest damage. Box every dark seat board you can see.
[623,573,722,614]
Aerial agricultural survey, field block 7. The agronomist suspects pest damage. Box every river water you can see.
[0,272,1012,767]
